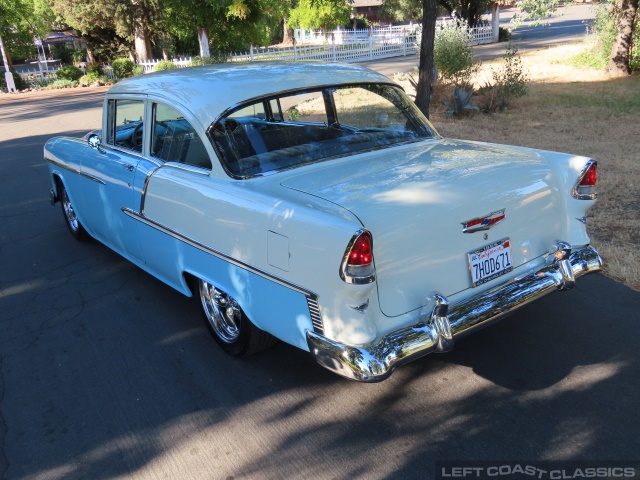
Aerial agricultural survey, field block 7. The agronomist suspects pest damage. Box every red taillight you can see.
[341,231,376,284]
[580,162,597,186]
[573,160,597,200]
[348,233,373,266]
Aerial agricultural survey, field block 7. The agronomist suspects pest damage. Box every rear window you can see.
[209,84,438,178]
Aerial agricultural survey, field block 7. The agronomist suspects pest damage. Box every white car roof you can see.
[107,62,396,128]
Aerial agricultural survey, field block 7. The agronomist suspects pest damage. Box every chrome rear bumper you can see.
[307,244,602,382]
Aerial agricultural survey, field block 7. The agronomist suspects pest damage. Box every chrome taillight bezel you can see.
[572,159,597,200]
[339,229,376,284]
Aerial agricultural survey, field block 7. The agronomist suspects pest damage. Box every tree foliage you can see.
[161,0,286,54]
[1,0,55,63]
[48,0,163,61]
[288,0,351,31]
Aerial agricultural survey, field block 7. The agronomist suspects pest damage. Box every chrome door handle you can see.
[123,164,134,171]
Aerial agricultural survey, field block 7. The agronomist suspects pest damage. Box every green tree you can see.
[49,0,161,61]
[162,0,284,54]
[288,0,351,31]
[1,0,56,65]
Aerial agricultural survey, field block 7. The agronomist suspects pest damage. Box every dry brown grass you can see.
[419,44,640,290]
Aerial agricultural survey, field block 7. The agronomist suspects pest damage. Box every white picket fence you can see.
[136,57,192,73]
[228,34,417,63]
[469,24,494,45]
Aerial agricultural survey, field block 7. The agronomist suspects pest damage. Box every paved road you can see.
[1,76,639,479]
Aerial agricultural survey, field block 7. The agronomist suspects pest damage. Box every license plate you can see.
[468,238,513,287]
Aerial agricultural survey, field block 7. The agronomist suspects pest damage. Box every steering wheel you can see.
[130,122,144,152]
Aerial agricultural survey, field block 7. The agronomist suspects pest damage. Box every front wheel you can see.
[59,182,88,241]
[198,279,277,356]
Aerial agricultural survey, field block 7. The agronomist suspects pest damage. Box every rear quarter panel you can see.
[140,167,379,348]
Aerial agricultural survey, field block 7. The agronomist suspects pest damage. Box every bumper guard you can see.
[307,244,602,382]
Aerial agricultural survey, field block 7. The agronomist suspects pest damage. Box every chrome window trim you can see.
[572,159,597,200]
[121,207,324,333]
[162,162,211,176]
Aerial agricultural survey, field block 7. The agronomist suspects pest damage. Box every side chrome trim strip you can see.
[80,172,107,185]
[46,158,106,185]
[162,162,211,176]
[121,207,324,332]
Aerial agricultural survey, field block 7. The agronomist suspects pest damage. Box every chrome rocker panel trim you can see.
[307,244,603,382]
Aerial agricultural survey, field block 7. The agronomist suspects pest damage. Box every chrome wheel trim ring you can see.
[199,281,241,343]
[61,188,79,232]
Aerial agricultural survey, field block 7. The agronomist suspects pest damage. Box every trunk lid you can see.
[281,139,562,317]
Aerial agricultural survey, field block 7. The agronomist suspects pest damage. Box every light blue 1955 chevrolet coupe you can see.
[45,62,602,381]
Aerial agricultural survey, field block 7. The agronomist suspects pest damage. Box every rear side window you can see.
[151,103,211,170]
[209,84,437,178]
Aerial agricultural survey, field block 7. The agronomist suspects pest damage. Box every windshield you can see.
[209,84,439,178]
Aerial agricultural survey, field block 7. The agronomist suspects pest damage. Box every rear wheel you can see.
[59,182,88,241]
[198,279,277,356]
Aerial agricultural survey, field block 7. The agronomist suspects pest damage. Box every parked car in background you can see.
[45,62,602,381]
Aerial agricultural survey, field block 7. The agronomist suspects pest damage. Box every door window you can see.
[106,99,145,153]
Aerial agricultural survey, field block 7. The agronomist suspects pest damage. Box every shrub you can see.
[132,65,145,76]
[499,27,511,42]
[433,22,479,85]
[1,70,27,92]
[79,73,102,86]
[51,79,78,88]
[112,58,135,79]
[55,65,84,82]
[153,60,177,71]
[444,86,479,117]
[86,64,104,76]
[191,54,227,66]
[570,2,617,70]
[53,44,73,64]
[477,43,528,112]
[492,43,528,99]
[71,49,87,64]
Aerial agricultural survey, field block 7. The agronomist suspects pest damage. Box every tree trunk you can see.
[134,24,152,62]
[84,40,95,64]
[415,0,438,118]
[283,17,291,44]
[0,34,14,70]
[608,0,639,75]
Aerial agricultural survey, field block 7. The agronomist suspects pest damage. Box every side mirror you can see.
[87,133,104,153]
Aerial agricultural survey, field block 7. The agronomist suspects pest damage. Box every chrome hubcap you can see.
[199,281,241,343]
[61,189,79,231]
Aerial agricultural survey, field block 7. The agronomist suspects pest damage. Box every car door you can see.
[80,97,146,260]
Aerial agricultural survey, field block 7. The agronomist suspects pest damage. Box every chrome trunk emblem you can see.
[462,209,506,233]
